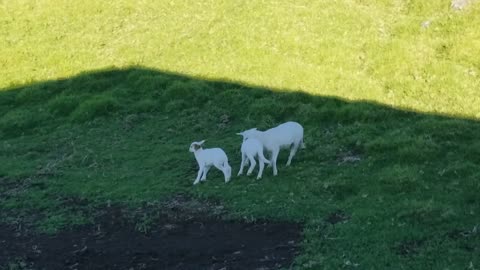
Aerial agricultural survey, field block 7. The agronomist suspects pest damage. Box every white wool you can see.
[239,121,305,176]
[236,136,271,179]
[189,140,232,185]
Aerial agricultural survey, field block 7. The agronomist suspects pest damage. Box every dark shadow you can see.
[1,66,479,165]
[1,67,479,269]
[2,66,479,134]
[0,195,302,270]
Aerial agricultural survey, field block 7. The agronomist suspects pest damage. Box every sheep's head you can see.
[189,140,205,152]
[237,128,258,142]
[235,132,247,142]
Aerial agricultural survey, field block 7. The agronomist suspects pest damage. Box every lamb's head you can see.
[236,128,259,142]
[189,140,206,152]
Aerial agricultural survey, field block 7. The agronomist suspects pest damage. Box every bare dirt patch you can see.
[0,195,302,270]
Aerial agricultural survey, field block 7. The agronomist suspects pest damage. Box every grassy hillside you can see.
[1,0,479,118]
[1,0,479,269]
[1,68,479,269]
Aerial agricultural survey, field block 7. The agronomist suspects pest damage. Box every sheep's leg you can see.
[201,166,210,181]
[266,150,273,168]
[237,153,246,176]
[246,155,256,176]
[194,166,204,185]
[271,148,280,176]
[224,162,232,182]
[257,159,265,180]
[286,142,300,166]
[214,162,229,183]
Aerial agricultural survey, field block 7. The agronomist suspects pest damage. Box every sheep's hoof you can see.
[256,176,262,180]
[237,172,242,176]
[193,181,200,185]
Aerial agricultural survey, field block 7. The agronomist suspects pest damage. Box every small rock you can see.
[451,0,472,10]
[163,224,176,230]
[68,263,79,270]
[421,20,431,29]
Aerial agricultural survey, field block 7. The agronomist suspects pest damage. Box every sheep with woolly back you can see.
[238,121,305,176]
[189,140,231,185]
[236,135,271,180]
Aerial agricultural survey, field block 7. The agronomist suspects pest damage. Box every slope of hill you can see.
[1,1,479,269]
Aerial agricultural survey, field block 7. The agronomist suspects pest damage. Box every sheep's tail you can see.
[300,138,306,149]
[259,151,271,165]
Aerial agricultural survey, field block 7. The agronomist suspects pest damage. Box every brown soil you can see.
[0,195,302,270]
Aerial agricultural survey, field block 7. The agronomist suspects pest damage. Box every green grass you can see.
[1,0,480,269]
[1,0,480,118]
[1,68,479,269]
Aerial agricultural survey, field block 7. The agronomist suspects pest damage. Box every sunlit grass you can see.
[1,1,480,268]
[1,0,479,117]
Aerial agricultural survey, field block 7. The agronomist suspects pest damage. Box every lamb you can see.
[235,135,271,179]
[239,121,305,176]
[189,140,232,185]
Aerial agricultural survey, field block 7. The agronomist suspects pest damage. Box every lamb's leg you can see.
[266,150,273,168]
[257,159,265,179]
[201,166,210,181]
[224,162,232,182]
[194,166,204,185]
[214,162,229,183]
[238,153,246,176]
[271,148,280,176]
[286,141,300,166]
[246,155,256,176]
[300,138,306,149]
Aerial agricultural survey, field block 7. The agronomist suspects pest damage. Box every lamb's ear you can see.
[236,132,243,136]
[199,140,206,145]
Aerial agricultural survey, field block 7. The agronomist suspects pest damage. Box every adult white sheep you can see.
[239,121,305,176]
[189,140,232,185]
[235,135,271,179]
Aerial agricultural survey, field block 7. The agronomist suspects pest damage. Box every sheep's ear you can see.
[199,140,206,145]
[236,132,243,136]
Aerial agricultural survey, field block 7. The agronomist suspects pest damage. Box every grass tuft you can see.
[70,95,120,122]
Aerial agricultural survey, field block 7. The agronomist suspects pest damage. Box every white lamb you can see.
[189,140,232,185]
[235,135,271,179]
[239,121,305,176]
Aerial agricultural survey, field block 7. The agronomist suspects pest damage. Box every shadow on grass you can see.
[2,66,479,173]
[0,67,479,269]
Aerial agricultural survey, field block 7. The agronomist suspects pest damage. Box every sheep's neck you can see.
[193,148,203,159]
[254,132,266,142]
